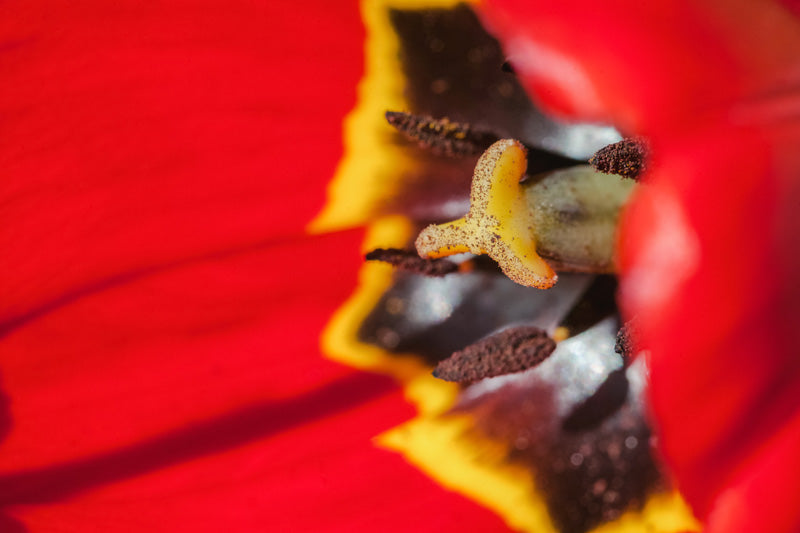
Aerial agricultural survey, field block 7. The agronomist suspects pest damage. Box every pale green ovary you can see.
[527,165,635,273]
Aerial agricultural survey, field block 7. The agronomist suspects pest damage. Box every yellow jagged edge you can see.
[310,0,474,233]
[320,216,699,533]
[319,215,457,415]
[320,216,557,531]
[312,0,480,411]
[313,0,700,531]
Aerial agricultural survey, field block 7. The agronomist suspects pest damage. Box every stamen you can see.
[385,111,498,157]
[501,60,515,73]
[433,326,555,383]
[589,137,649,181]
[365,248,459,277]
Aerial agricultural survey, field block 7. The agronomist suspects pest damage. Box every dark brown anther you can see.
[589,137,650,181]
[433,326,556,383]
[614,319,639,366]
[385,111,498,157]
[365,248,459,277]
[501,60,515,74]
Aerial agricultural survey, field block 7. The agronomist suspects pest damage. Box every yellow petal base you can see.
[315,1,700,531]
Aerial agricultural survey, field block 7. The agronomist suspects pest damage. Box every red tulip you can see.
[0,2,509,531]
[482,0,800,531]
[6,1,796,531]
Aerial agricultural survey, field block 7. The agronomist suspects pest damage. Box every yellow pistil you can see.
[416,139,558,288]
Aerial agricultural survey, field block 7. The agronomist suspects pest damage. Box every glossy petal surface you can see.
[482,0,800,531]
[0,2,509,531]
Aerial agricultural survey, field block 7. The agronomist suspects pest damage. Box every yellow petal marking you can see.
[308,0,473,234]
[315,1,699,531]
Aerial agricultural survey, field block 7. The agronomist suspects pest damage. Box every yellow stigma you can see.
[415,139,558,288]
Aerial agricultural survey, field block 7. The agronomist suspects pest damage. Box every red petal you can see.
[0,2,509,530]
[482,0,800,135]
[622,118,800,529]
[483,0,800,530]
[0,2,360,323]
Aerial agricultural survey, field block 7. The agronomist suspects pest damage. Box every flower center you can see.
[320,3,697,531]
